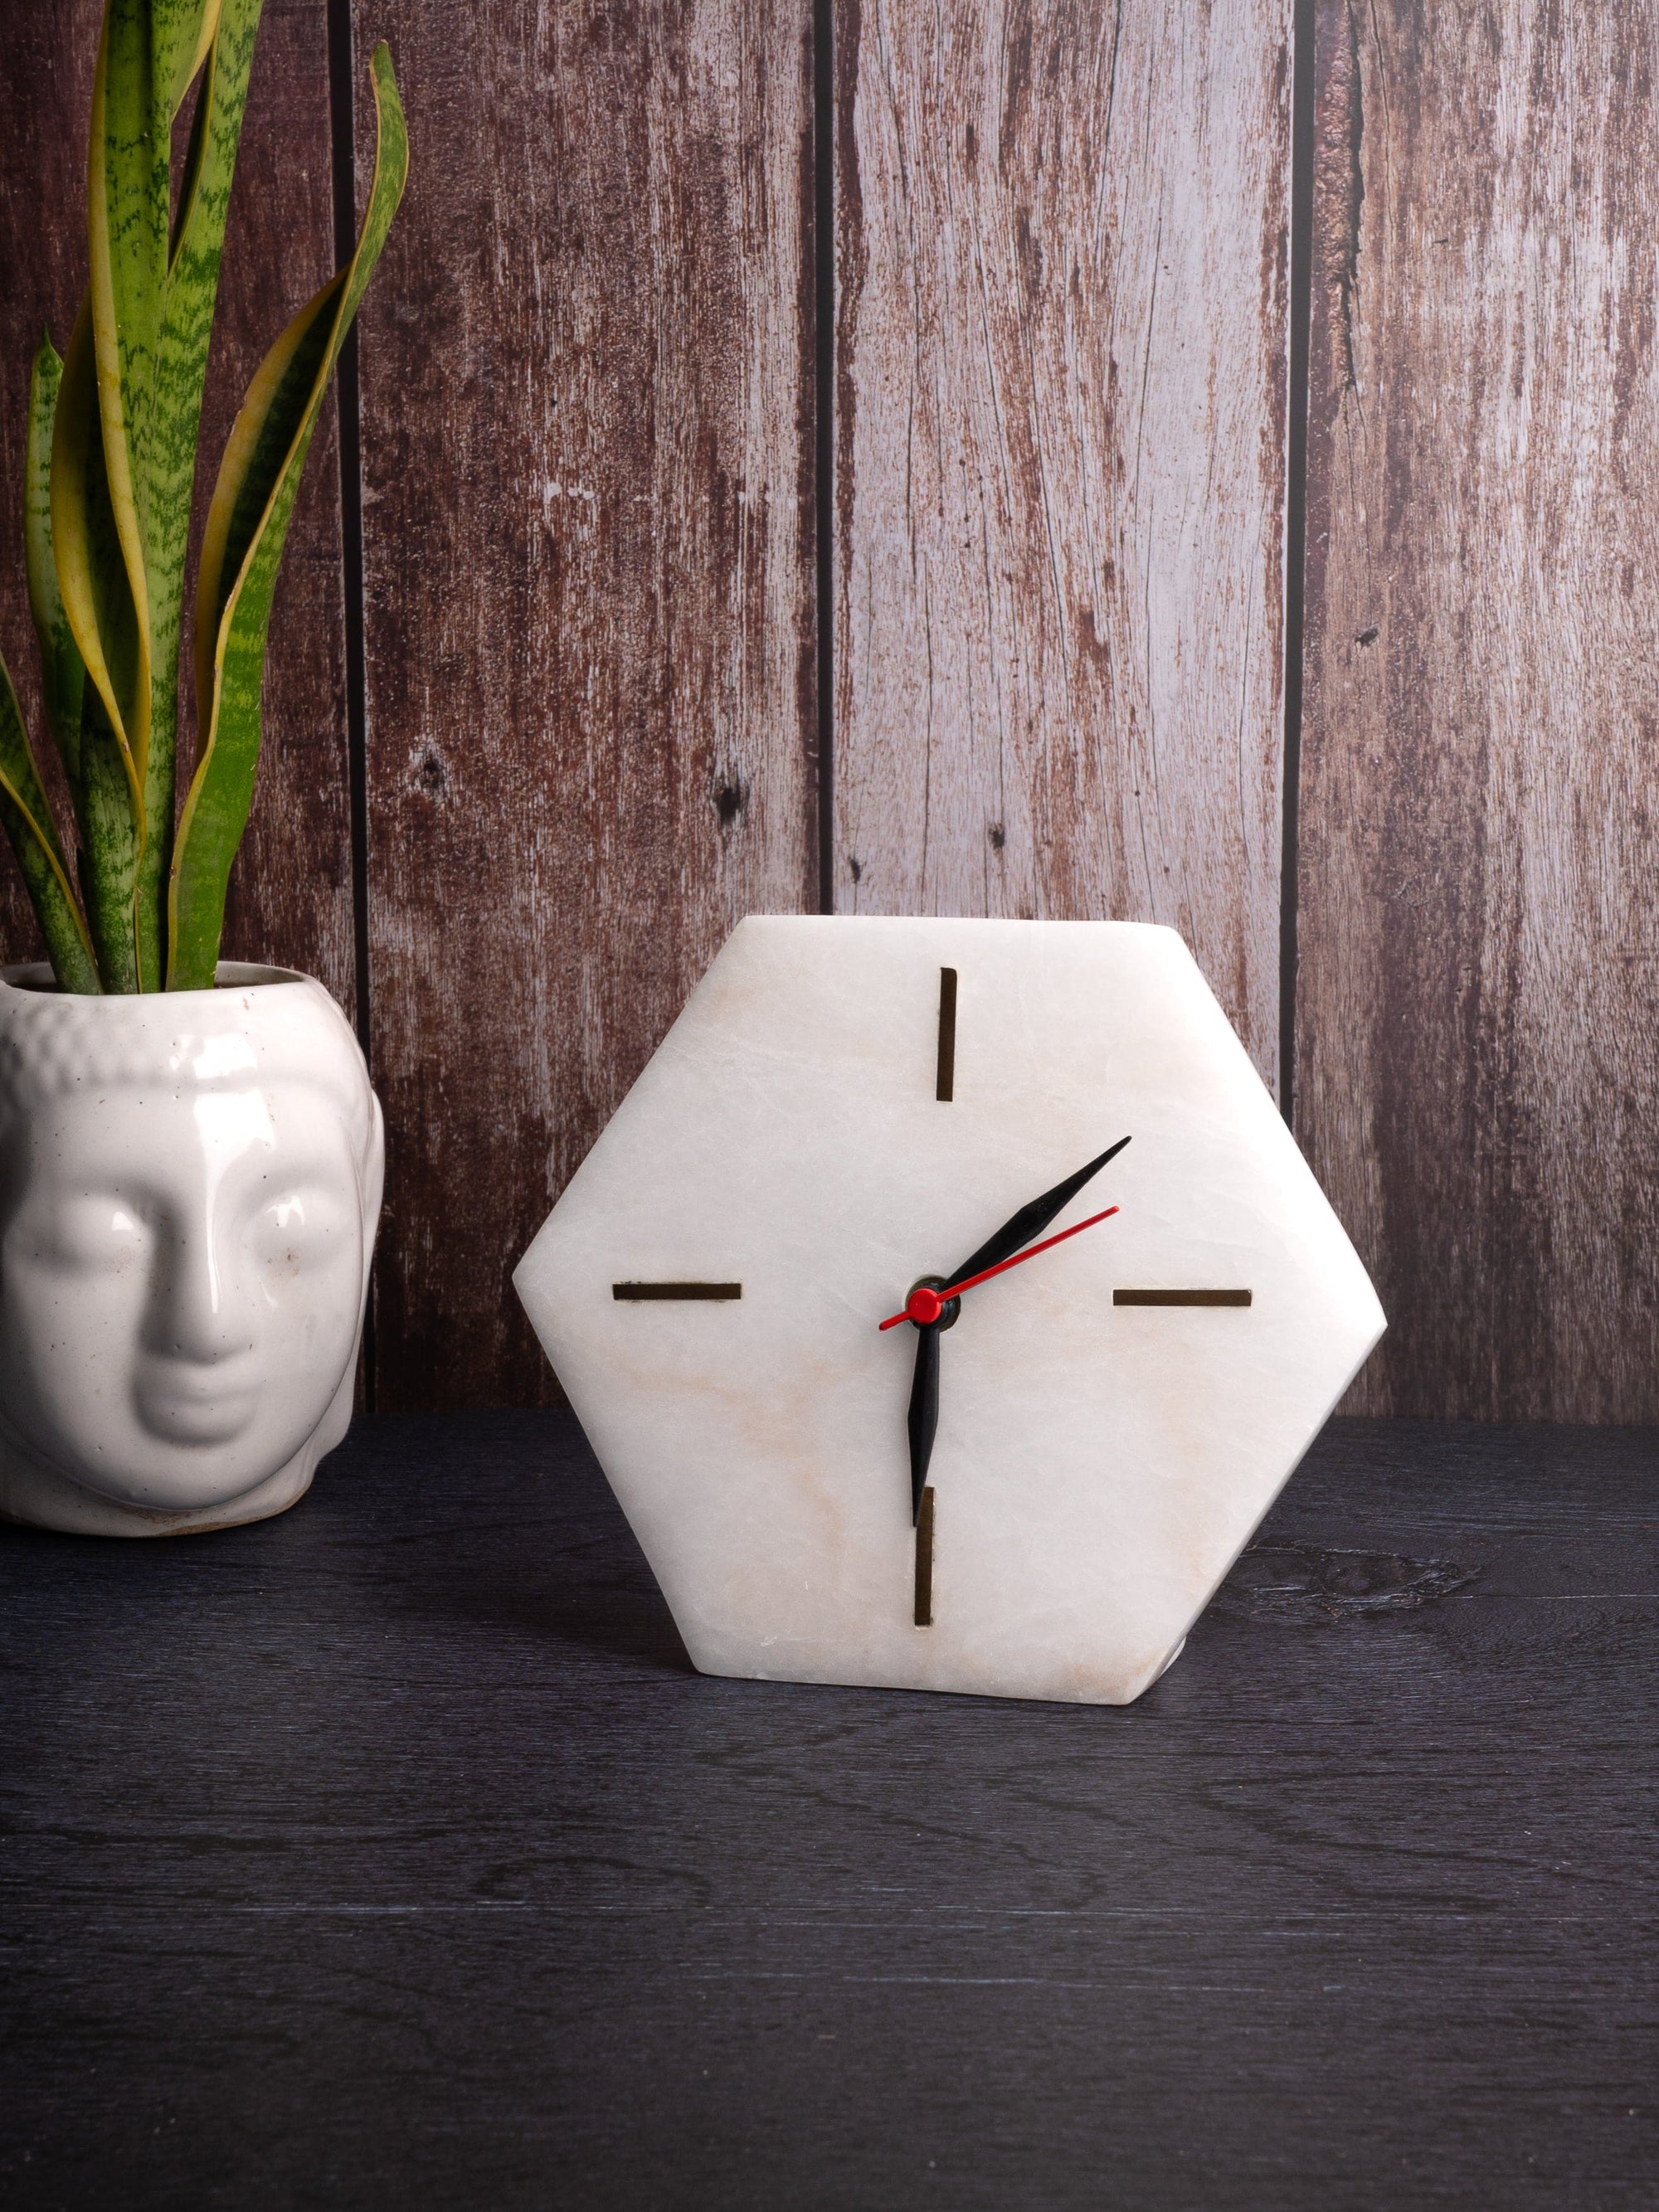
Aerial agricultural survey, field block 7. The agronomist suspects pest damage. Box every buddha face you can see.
[0,1038,379,1517]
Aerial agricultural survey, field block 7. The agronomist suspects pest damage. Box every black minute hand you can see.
[951,1135,1131,1285]
[899,1137,1130,1529]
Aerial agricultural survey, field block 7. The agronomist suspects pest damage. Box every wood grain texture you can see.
[353,0,818,1411]
[0,0,353,1004]
[1297,0,1659,1418]
[0,1,104,968]
[3,1412,1658,2207]
[832,0,1293,1086]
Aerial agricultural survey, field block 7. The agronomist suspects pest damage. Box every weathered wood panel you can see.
[833,0,1293,1087]
[1297,0,1659,1418]
[353,0,818,1409]
[0,1,353,1004]
[0,2,104,968]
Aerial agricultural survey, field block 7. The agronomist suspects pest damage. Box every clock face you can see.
[514,917,1384,1706]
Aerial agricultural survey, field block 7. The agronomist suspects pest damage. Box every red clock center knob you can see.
[906,1285,945,1327]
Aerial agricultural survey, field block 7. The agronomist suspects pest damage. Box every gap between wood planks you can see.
[327,0,376,1410]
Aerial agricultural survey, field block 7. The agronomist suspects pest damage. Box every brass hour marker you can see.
[914,1485,936,1626]
[936,968,957,1101]
[612,1282,742,1300]
[1113,1288,1253,1308]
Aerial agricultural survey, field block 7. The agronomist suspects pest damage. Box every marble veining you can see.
[516,918,1384,1704]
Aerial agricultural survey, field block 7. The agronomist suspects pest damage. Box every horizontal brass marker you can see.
[1113,1288,1252,1308]
[612,1282,742,1301]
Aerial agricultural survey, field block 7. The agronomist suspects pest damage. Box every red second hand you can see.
[878,1205,1120,1330]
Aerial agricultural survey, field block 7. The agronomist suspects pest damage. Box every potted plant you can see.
[0,0,406,1535]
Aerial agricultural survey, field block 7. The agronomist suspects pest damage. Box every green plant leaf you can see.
[50,300,144,992]
[25,334,85,788]
[157,0,219,114]
[53,311,142,787]
[87,0,168,722]
[0,655,100,994]
[82,0,169,984]
[167,2,227,260]
[168,41,407,989]
[134,0,261,987]
[87,1,212,571]
[53,2,241,990]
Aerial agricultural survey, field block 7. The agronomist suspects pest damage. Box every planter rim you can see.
[0,962,372,1130]
[0,960,314,1002]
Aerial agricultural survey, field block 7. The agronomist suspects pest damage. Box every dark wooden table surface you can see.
[2,1414,1657,2210]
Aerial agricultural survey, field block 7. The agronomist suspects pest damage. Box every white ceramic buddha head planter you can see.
[0,963,383,1537]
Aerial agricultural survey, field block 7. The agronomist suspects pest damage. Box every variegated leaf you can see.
[169,41,407,989]
[134,0,261,986]
[24,334,85,789]
[50,301,144,993]
[0,655,100,994]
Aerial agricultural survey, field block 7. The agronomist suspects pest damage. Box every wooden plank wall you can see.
[1297,0,1659,1418]
[5,0,1659,1420]
[0,5,100,975]
[350,0,818,1408]
[832,0,1292,1088]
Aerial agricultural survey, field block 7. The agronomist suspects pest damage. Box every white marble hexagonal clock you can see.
[514,917,1384,1705]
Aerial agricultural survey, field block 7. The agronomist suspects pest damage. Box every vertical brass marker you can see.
[914,1486,936,1626]
[936,968,957,1101]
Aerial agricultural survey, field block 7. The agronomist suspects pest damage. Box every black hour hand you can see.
[952,1135,1131,1284]
[907,1320,939,1524]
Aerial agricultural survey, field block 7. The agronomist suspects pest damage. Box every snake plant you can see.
[0,1,406,994]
